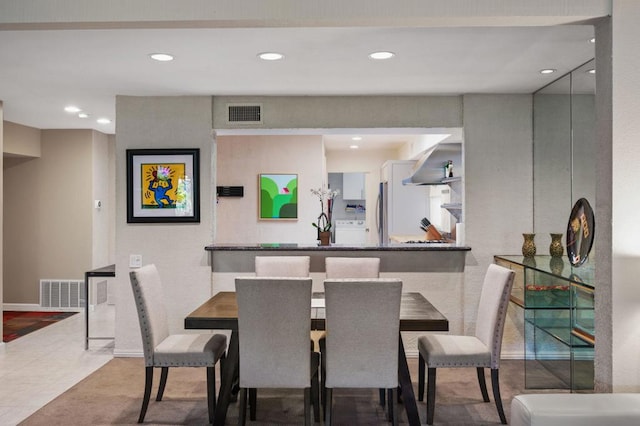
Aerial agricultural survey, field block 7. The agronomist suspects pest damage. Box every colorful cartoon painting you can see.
[126,149,200,223]
[141,163,188,209]
[259,174,298,219]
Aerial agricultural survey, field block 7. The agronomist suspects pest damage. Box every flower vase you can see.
[522,233,536,257]
[319,231,331,246]
[549,233,564,257]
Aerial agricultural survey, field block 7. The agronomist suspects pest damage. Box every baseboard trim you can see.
[114,349,143,358]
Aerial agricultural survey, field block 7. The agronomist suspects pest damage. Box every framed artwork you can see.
[258,173,298,220]
[126,148,200,223]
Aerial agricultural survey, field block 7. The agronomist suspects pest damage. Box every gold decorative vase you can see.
[319,231,331,246]
[522,233,536,257]
[549,233,564,257]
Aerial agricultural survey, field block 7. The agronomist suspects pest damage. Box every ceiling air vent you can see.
[227,103,262,124]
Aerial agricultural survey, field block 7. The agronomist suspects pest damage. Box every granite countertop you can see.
[205,243,471,251]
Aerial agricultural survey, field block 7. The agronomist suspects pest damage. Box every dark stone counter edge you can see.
[205,244,471,252]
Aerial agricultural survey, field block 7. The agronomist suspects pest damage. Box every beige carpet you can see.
[20,357,557,425]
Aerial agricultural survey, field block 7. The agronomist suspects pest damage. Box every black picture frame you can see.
[126,148,200,223]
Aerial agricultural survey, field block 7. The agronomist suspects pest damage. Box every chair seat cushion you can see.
[154,333,226,367]
[511,393,640,426]
[418,334,490,368]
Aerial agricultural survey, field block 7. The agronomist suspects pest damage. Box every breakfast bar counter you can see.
[205,243,471,273]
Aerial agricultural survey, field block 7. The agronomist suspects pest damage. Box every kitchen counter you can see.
[205,242,470,273]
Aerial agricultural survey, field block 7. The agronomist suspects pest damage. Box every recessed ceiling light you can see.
[64,105,81,113]
[368,51,395,60]
[258,52,284,61]
[150,53,174,62]
[352,136,362,141]
[540,69,556,74]
[78,112,89,118]
[349,145,360,149]
[587,68,596,74]
[96,118,111,124]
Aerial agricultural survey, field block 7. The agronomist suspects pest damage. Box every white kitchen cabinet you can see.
[342,172,365,200]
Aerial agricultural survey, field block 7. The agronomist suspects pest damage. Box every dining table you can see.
[185,291,449,426]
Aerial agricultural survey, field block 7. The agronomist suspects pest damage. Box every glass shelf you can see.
[495,254,595,392]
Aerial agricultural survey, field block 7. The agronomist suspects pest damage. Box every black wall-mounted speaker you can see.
[216,186,244,197]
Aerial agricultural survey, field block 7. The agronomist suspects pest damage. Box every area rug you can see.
[19,357,559,425]
[2,310,78,342]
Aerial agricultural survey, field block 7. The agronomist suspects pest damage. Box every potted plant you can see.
[310,187,340,246]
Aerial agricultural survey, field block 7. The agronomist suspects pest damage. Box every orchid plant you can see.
[310,187,340,233]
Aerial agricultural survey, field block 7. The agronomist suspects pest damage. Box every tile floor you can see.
[0,304,115,425]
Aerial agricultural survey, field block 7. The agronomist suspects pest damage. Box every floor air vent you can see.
[227,104,262,124]
[40,279,85,308]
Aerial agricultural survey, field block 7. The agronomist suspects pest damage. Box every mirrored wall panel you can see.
[533,59,596,250]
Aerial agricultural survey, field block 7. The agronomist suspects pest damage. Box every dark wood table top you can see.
[185,291,449,332]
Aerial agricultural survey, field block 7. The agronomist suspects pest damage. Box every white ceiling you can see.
[0,25,595,146]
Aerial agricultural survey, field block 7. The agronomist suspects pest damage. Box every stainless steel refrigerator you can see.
[377,161,431,244]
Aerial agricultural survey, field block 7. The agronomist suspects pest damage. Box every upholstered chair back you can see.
[324,278,402,389]
[129,264,171,367]
[236,277,313,388]
[255,256,311,277]
[474,264,516,368]
[325,257,380,278]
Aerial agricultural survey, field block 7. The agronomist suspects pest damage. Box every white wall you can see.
[3,129,95,303]
[463,94,533,356]
[215,135,325,245]
[610,0,640,392]
[114,96,214,356]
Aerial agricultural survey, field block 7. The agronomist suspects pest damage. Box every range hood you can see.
[402,142,462,185]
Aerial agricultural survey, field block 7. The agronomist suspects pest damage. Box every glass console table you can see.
[494,255,594,392]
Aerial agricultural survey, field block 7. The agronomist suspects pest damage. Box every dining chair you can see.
[323,278,403,426]
[235,277,320,425]
[325,256,380,279]
[129,264,227,424]
[254,255,311,277]
[251,255,313,419]
[321,257,382,412]
[417,263,515,424]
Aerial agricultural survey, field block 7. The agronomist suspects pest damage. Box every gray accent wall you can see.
[114,96,215,355]
[463,94,533,355]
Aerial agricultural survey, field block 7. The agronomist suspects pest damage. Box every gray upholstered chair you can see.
[235,277,320,425]
[251,255,313,419]
[325,256,380,279]
[254,255,311,277]
[129,264,227,424]
[417,263,515,425]
[321,257,382,412]
[323,278,403,426]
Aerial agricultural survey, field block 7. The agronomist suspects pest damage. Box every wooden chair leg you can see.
[311,365,320,422]
[249,388,257,421]
[320,337,327,417]
[476,367,490,402]
[426,368,436,425]
[325,388,333,426]
[156,367,168,401]
[491,368,507,424]
[207,366,216,424]
[389,388,398,426]
[138,366,153,423]
[304,387,312,426]
[238,388,248,426]
[379,388,386,407]
[418,353,425,401]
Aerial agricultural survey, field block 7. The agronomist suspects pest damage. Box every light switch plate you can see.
[129,254,142,268]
